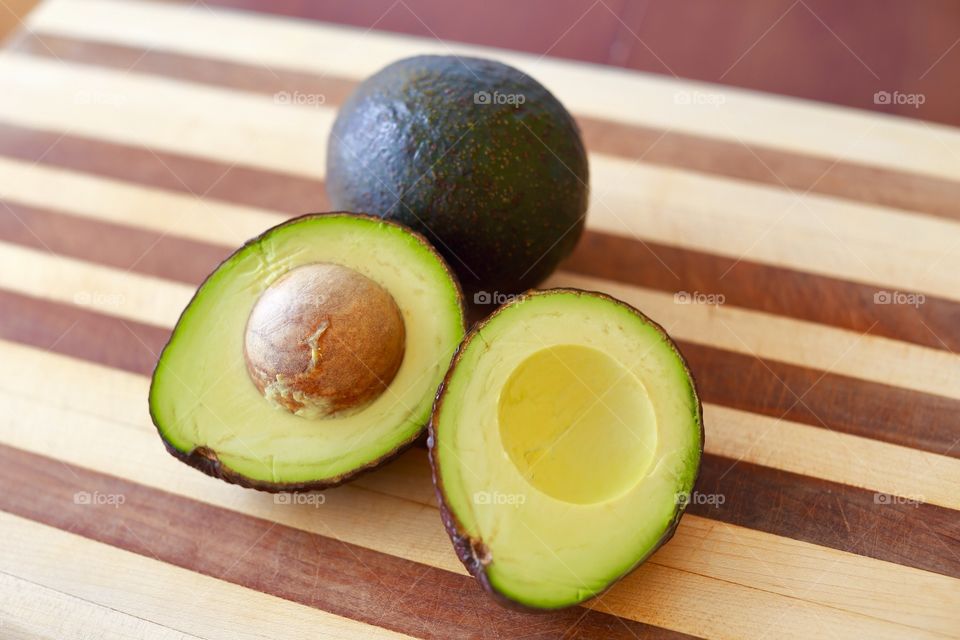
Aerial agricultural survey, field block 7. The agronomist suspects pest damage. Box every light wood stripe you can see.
[1,57,958,303]
[0,571,200,640]
[3,336,957,513]
[3,127,959,359]
[0,376,956,639]
[12,32,960,226]
[566,231,960,357]
[586,154,960,304]
[0,452,684,640]
[4,200,959,459]
[4,319,958,579]
[0,156,279,246]
[0,122,330,216]
[0,201,230,287]
[0,513,415,640]
[27,0,960,184]
[0,288,170,378]
[544,272,960,402]
[0,52,331,176]
[3,236,955,403]
[703,404,959,510]
[1,1,956,635]
[2,446,688,640]
[0,241,189,328]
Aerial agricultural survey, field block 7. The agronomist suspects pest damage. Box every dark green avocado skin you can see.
[326,55,589,298]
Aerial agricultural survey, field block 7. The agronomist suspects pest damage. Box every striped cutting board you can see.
[1,1,959,638]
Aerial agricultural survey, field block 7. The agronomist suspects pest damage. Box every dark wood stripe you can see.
[0,289,169,376]
[0,201,230,284]
[692,455,960,579]
[2,291,959,582]
[0,124,957,355]
[564,231,960,354]
[576,116,960,222]
[404,438,960,579]
[682,342,960,460]
[7,30,361,107]
[0,122,326,215]
[0,443,698,640]
[2,201,959,460]
[11,31,960,222]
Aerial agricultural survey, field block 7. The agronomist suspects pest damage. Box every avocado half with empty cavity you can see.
[428,289,703,610]
[150,213,465,491]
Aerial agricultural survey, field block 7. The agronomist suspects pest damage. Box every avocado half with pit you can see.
[150,213,465,491]
[429,289,703,610]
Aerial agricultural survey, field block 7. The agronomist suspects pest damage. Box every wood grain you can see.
[172,0,960,128]
[6,230,959,420]
[0,571,200,640]
[0,445,699,640]
[3,155,956,406]
[704,403,960,510]
[11,31,960,222]
[24,0,960,181]
[1,129,958,354]
[0,514,419,640]
[1,53,957,302]
[0,225,960,464]
[0,424,954,639]
[2,232,958,461]
[2,339,958,582]
[0,241,934,403]
[0,122,328,214]
[1,1,958,637]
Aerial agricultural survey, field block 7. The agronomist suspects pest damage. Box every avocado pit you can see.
[244,262,405,418]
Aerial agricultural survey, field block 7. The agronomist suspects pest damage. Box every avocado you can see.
[428,289,703,610]
[150,213,465,491]
[326,55,589,300]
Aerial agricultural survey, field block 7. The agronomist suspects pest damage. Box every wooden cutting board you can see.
[0,1,958,638]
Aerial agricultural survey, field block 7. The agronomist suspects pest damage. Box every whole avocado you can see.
[326,55,589,299]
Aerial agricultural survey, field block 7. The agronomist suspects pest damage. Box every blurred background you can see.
[4,0,956,125]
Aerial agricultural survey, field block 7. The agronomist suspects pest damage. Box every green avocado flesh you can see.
[150,213,465,489]
[430,290,703,609]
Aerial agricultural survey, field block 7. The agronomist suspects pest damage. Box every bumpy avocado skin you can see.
[326,55,589,297]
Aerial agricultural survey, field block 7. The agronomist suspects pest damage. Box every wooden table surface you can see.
[1,1,959,638]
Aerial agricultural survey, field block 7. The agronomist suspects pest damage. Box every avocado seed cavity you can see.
[244,262,406,418]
